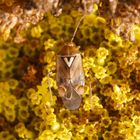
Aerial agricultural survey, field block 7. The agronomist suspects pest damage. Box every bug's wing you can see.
[56,56,70,84]
[70,54,85,85]
[62,85,82,110]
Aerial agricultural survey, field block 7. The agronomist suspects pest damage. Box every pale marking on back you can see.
[63,57,75,67]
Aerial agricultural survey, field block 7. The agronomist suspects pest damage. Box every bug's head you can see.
[57,42,80,55]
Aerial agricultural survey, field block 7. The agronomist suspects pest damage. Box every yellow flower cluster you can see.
[17,97,30,122]
[0,130,16,140]
[31,25,43,38]
[132,25,140,45]
[0,2,140,140]
[0,81,17,122]
[15,122,34,139]
[83,94,103,111]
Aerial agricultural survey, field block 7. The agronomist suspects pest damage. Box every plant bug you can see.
[56,15,85,110]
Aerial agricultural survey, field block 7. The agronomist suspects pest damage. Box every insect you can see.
[56,15,85,110]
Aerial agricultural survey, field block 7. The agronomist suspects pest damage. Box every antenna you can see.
[71,14,85,42]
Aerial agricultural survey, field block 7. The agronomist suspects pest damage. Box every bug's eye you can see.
[75,85,84,95]
[58,86,67,97]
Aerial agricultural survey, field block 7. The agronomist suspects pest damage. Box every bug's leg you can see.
[47,72,53,105]
[89,82,93,110]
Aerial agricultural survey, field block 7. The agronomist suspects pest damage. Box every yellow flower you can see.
[134,127,140,138]
[88,134,98,140]
[75,124,85,134]
[43,61,56,75]
[95,16,106,28]
[31,25,43,38]
[15,123,25,136]
[83,57,95,69]
[0,131,10,140]
[111,125,120,136]
[103,131,113,140]
[120,84,131,94]
[106,62,117,75]
[51,121,60,132]
[100,75,112,84]
[7,79,18,89]
[132,25,140,44]
[127,136,136,140]
[29,90,42,105]
[58,108,70,119]
[113,84,122,95]
[0,82,10,93]
[104,29,123,48]
[56,128,72,140]
[50,24,63,36]
[100,41,110,48]
[60,15,74,25]
[132,115,140,127]
[109,34,123,48]
[37,77,57,106]
[96,57,106,66]
[18,108,30,121]
[96,47,109,59]
[83,95,102,111]
[46,113,57,125]
[44,51,55,63]
[0,61,6,72]
[81,26,92,39]
[0,49,6,60]
[4,60,14,70]
[26,88,36,99]
[84,47,96,57]
[2,28,11,41]
[15,123,34,139]
[7,47,19,58]
[93,3,98,14]
[38,130,56,140]
[73,133,84,140]
[84,124,96,136]
[101,117,112,128]
[83,98,92,111]
[7,135,16,140]
[83,56,95,78]
[6,94,17,107]
[5,111,16,122]
[18,97,29,109]
[100,87,113,97]
[93,65,107,79]
[90,32,103,45]
[119,120,133,136]
[83,14,96,26]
